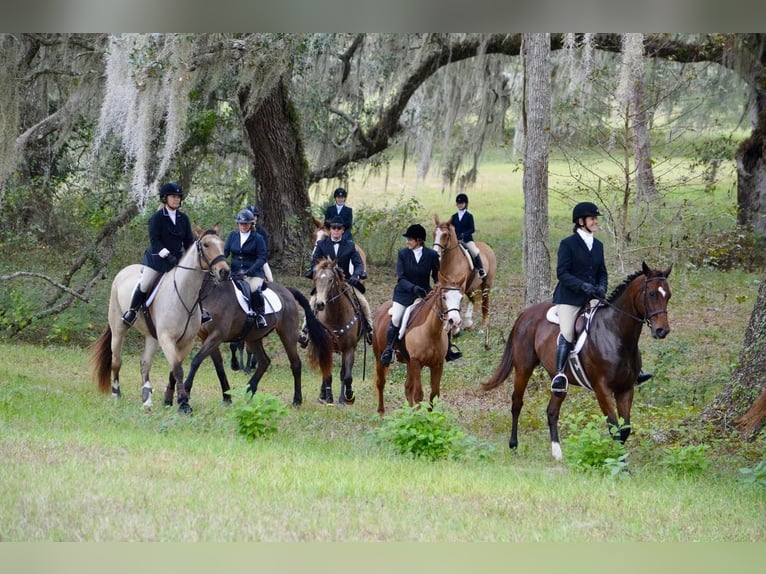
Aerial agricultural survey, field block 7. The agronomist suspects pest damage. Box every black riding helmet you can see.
[333,187,348,198]
[403,223,427,242]
[236,209,255,224]
[456,193,468,205]
[572,201,601,223]
[159,182,183,202]
[246,205,260,216]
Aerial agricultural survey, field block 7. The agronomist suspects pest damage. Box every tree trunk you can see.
[239,76,313,272]
[631,76,656,201]
[521,33,552,306]
[702,269,766,438]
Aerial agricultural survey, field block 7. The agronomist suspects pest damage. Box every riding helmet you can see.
[246,205,260,216]
[159,182,183,202]
[236,209,255,224]
[456,193,469,205]
[403,223,427,242]
[572,201,601,223]
[333,187,348,198]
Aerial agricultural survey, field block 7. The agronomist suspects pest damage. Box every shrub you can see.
[562,413,628,474]
[233,392,287,440]
[370,398,494,462]
[738,459,766,487]
[658,444,711,477]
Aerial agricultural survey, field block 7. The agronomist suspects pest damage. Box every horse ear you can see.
[193,223,203,238]
[312,216,322,228]
[213,222,221,236]
[641,261,650,275]
[663,263,673,277]
[434,214,441,225]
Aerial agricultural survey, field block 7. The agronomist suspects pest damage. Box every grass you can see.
[1,153,765,541]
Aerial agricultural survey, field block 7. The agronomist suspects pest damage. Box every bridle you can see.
[420,283,463,324]
[600,275,669,328]
[432,224,459,257]
[314,263,362,337]
[176,230,228,276]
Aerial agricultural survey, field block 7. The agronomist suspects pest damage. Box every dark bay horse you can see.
[90,225,230,413]
[178,279,334,409]
[371,273,465,415]
[433,215,497,339]
[311,257,367,405]
[481,262,672,460]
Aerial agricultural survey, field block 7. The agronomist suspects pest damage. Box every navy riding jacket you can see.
[552,232,608,306]
[392,246,440,306]
[141,207,195,272]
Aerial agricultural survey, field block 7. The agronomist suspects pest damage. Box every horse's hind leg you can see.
[140,337,159,409]
[209,346,232,404]
[245,340,271,397]
[229,341,241,371]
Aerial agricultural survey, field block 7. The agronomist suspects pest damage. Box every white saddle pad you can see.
[389,299,425,339]
[234,284,283,315]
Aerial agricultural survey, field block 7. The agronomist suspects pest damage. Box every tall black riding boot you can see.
[473,255,487,279]
[445,331,463,362]
[122,286,147,327]
[251,289,268,328]
[550,334,572,393]
[379,322,399,366]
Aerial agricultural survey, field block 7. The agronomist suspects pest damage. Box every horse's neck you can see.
[599,296,644,342]
[410,298,442,334]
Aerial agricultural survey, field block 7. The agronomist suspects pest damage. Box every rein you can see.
[315,266,361,337]
[599,275,668,328]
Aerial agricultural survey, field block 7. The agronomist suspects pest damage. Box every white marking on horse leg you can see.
[464,303,474,329]
[142,381,153,409]
[111,379,121,399]
[551,442,563,461]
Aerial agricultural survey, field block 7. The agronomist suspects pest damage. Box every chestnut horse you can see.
[181,278,334,407]
[433,215,496,339]
[371,273,465,415]
[90,225,230,413]
[311,257,367,405]
[481,262,672,460]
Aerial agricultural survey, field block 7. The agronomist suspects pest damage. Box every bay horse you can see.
[90,224,230,413]
[481,262,672,460]
[433,215,497,339]
[311,257,367,405]
[371,272,465,415]
[177,279,334,408]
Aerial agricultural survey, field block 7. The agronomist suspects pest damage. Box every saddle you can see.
[232,280,282,315]
[545,301,602,391]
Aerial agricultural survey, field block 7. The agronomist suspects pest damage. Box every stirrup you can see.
[255,314,268,328]
[478,269,487,278]
[365,329,373,345]
[637,371,653,385]
[380,346,394,366]
[201,311,212,325]
[122,309,137,327]
[551,373,569,393]
[298,329,309,348]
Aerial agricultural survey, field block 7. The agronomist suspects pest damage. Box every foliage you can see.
[347,196,424,265]
[658,444,711,477]
[233,392,287,440]
[684,226,766,272]
[562,413,628,473]
[370,398,495,462]
[738,459,766,487]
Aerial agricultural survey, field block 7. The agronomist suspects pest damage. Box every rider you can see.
[246,204,274,282]
[122,182,210,327]
[224,209,269,329]
[551,201,652,393]
[379,223,441,367]
[450,192,487,279]
[299,215,373,347]
[324,187,353,241]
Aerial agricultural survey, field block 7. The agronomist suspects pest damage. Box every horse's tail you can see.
[89,326,113,394]
[287,287,334,375]
[480,316,520,392]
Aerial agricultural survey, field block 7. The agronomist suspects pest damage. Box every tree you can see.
[521,33,552,305]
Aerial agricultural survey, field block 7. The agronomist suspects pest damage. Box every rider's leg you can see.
[380,303,405,366]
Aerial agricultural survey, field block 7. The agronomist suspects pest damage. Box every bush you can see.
[233,392,287,440]
[370,398,494,462]
[658,444,711,477]
[738,459,766,487]
[562,413,628,474]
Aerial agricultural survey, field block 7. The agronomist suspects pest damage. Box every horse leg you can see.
[374,357,388,415]
[338,348,355,405]
[109,327,124,399]
[613,388,635,444]
[209,346,232,404]
[229,341,240,371]
[245,340,271,397]
[463,294,475,331]
[481,286,491,333]
[179,337,220,405]
[428,360,443,406]
[405,361,424,407]
[509,371,531,451]
[245,349,257,375]
[545,392,567,461]
[139,337,159,409]
[275,328,303,406]
[592,383,624,441]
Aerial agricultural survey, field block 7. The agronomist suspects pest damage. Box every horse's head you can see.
[193,223,230,283]
[638,261,672,339]
[313,257,344,312]
[434,271,464,332]
[432,215,457,257]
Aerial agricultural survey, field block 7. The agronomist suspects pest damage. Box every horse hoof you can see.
[318,396,334,406]
[343,392,356,405]
[230,359,240,371]
[178,403,193,415]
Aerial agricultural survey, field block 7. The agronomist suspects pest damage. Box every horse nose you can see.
[653,326,669,339]
[316,301,325,311]
[220,268,230,281]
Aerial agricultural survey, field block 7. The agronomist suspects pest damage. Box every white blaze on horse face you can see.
[433,227,445,255]
[443,288,463,328]
[314,269,332,303]
[658,286,667,299]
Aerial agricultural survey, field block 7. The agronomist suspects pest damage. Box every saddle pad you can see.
[234,284,283,315]
[145,273,168,308]
[545,305,598,355]
[459,244,475,271]
[391,300,423,339]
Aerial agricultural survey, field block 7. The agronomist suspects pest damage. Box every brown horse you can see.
[371,273,465,415]
[432,215,497,339]
[481,262,672,460]
[311,257,367,405]
[179,278,334,408]
[90,225,230,413]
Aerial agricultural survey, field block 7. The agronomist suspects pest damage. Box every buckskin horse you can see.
[90,224,230,413]
[432,215,497,340]
[311,257,368,405]
[371,272,465,415]
[481,262,672,460]
[180,278,334,408]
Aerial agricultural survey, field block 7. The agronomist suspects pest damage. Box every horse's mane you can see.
[606,268,645,303]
